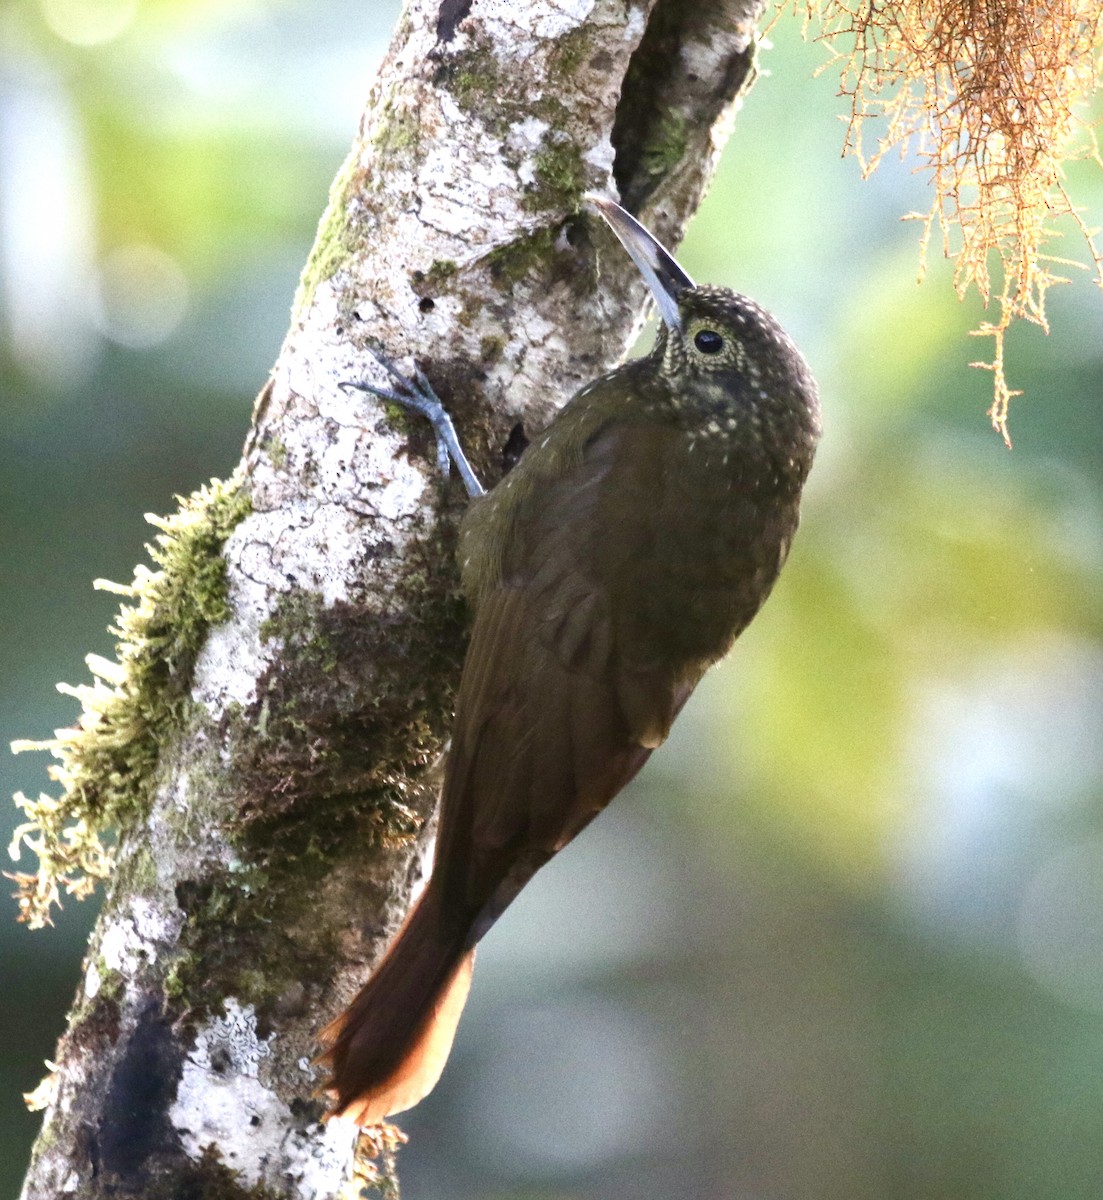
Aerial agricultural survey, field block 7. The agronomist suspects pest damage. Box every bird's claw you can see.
[341,345,485,498]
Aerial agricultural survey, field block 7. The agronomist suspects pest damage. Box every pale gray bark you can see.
[20,1,764,1195]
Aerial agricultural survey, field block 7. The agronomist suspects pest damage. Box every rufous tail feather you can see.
[317,887,475,1125]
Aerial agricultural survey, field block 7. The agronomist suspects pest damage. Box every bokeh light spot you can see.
[89,244,189,349]
[40,0,138,47]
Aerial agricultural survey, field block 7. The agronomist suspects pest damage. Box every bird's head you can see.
[586,194,821,461]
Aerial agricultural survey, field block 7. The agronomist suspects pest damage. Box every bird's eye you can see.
[694,329,724,354]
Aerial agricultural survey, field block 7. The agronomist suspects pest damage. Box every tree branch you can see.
[18,1,764,1195]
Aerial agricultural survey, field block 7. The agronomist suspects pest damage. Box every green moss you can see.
[93,960,126,1005]
[32,1117,57,1155]
[264,437,287,469]
[444,24,595,138]
[238,578,465,856]
[293,152,367,317]
[479,334,505,364]
[147,1146,283,1200]
[297,23,603,321]
[61,988,122,1077]
[47,1143,279,1200]
[428,258,458,281]
[162,537,466,1020]
[441,22,599,136]
[259,591,339,674]
[423,259,458,289]
[165,783,406,1020]
[458,290,486,328]
[441,35,507,126]
[638,107,691,181]
[374,104,420,158]
[410,259,460,309]
[524,134,586,212]
[162,956,189,1002]
[549,24,595,77]
[9,474,253,929]
[484,225,559,289]
[438,31,587,213]
[124,844,159,896]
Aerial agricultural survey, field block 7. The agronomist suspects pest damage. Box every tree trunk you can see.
[18,1,764,1194]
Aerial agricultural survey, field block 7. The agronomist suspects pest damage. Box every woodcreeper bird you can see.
[319,195,821,1124]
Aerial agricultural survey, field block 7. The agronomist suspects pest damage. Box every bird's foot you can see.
[342,347,485,498]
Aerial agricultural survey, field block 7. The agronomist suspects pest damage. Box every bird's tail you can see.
[317,885,475,1125]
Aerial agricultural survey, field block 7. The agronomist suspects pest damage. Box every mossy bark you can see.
[18,0,764,1195]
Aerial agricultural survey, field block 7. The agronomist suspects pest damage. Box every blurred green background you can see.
[3,3,1103,1198]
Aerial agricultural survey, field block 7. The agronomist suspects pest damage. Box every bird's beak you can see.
[585,193,696,332]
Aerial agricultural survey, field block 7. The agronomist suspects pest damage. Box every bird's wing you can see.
[432,419,701,935]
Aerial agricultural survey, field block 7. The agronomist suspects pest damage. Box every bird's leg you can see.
[342,347,485,499]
